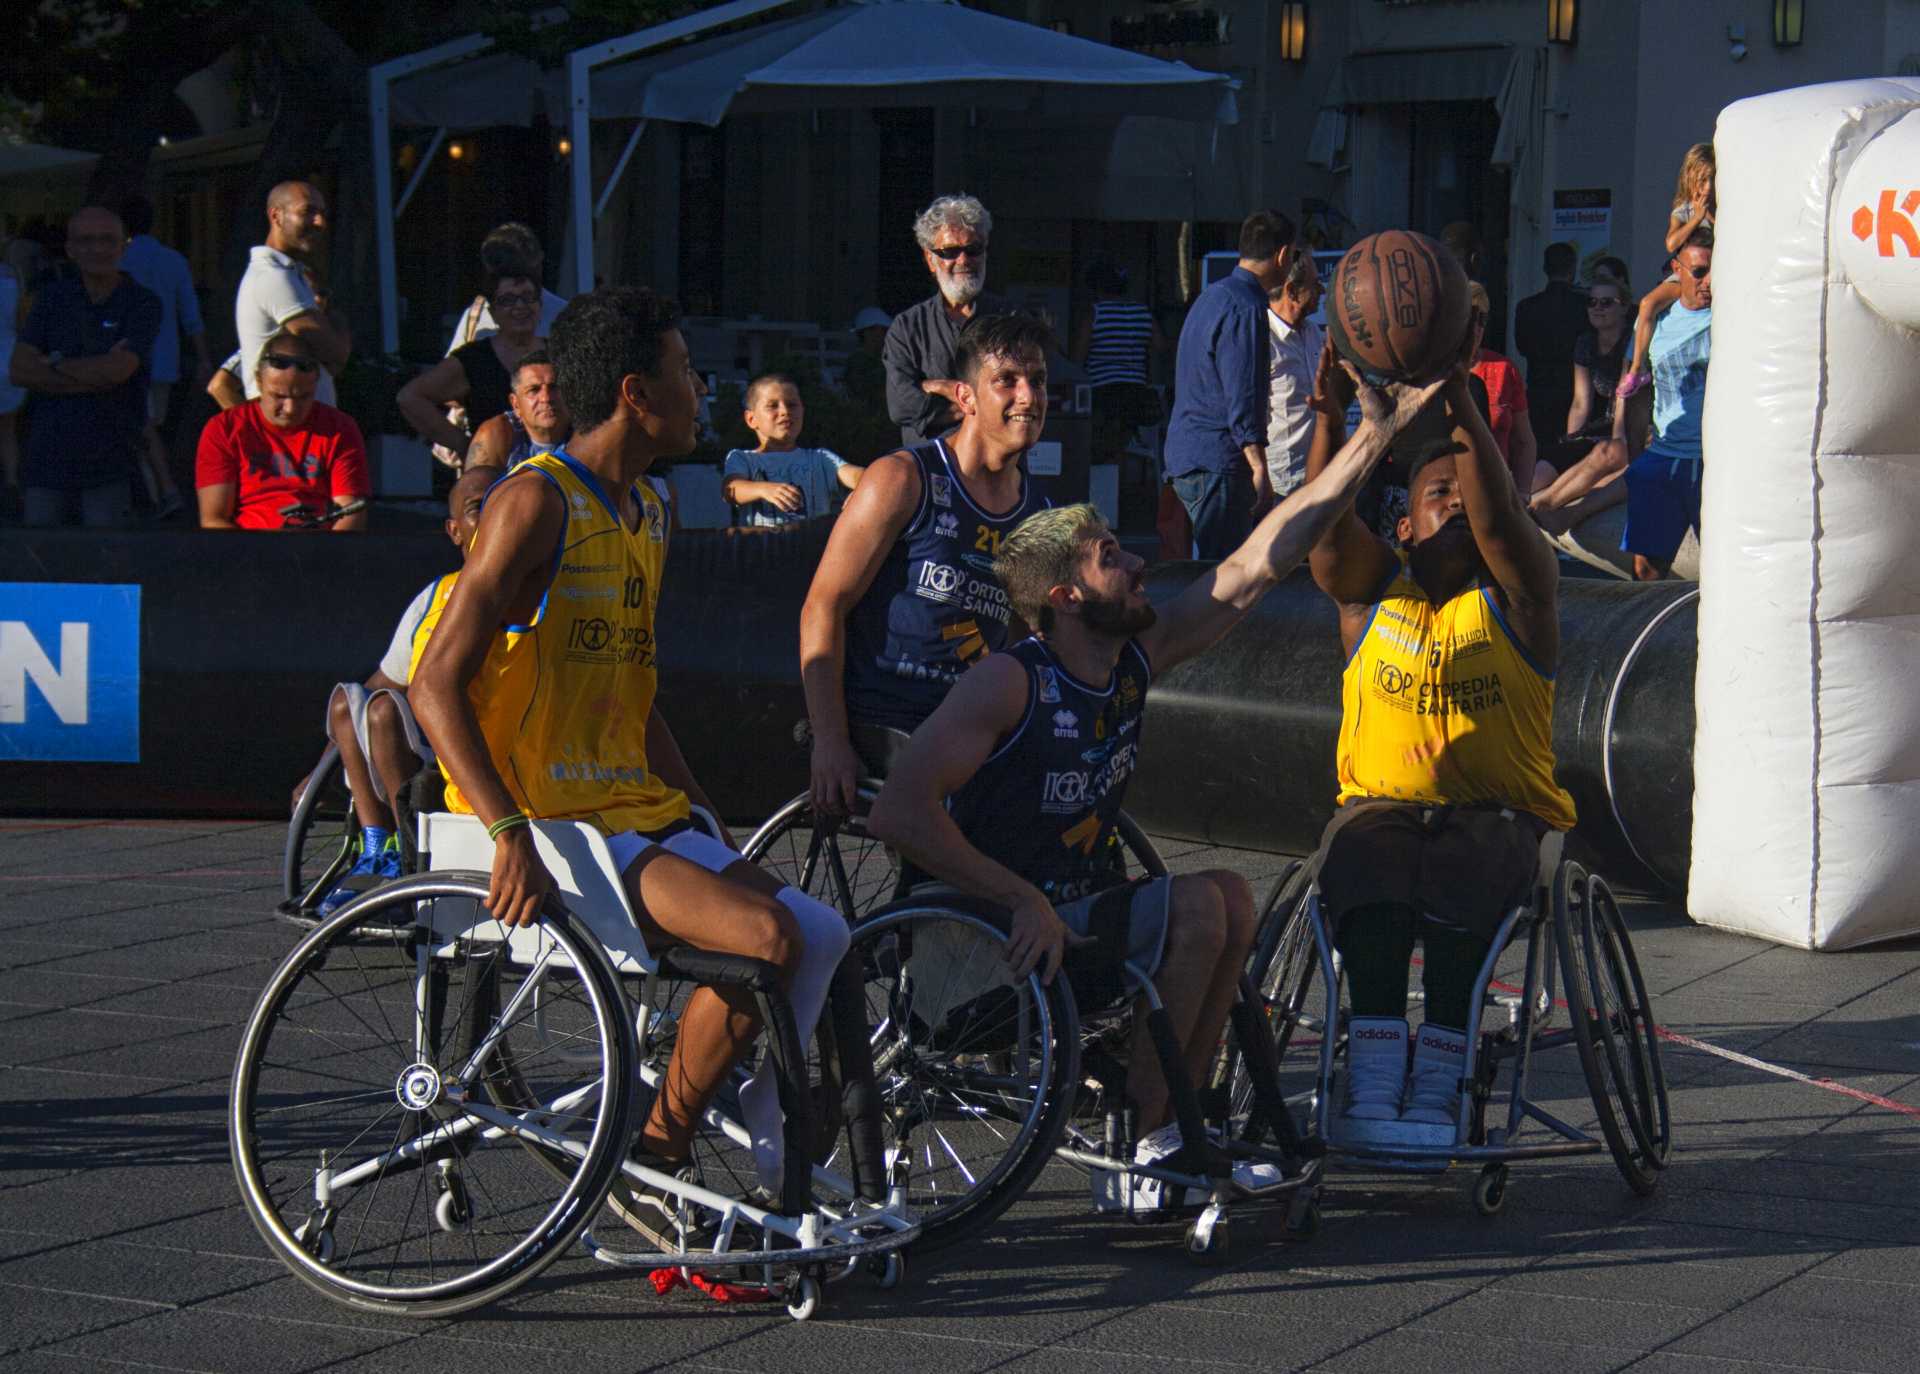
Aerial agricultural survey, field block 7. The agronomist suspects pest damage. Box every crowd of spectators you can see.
[1,161,1714,578]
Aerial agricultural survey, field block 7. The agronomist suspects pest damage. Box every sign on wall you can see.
[0,583,141,763]
[1551,188,1614,271]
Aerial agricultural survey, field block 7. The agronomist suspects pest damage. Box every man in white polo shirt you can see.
[235,181,350,407]
[1263,250,1325,502]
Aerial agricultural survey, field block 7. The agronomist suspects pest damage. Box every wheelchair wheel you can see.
[1214,862,1322,1131]
[743,788,901,923]
[1553,863,1668,1195]
[231,874,635,1316]
[852,898,1081,1254]
[281,744,356,924]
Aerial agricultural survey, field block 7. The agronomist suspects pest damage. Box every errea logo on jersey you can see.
[934,511,960,540]
[1051,709,1078,738]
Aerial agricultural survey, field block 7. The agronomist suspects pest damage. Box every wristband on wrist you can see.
[487,812,531,840]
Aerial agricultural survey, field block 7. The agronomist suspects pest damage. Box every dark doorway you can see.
[874,109,936,313]
[1408,100,1510,349]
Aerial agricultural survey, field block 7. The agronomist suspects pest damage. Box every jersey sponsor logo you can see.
[569,490,592,518]
[561,561,620,575]
[1052,709,1078,738]
[934,511,961,540]
[929,473,952,507]
[646,499,666,543]
[916,560,1013,624]
[565,616,654,666]
[1040,740,1138,815]
[1036,666,1061,703]
[558,584,616,601]
[548,759,650,785]
[1417,671,1505,717]
[1437,627,1493,664]
[1043,769,1089,807]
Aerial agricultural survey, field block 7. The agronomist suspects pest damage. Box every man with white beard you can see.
[883,194,1008,446]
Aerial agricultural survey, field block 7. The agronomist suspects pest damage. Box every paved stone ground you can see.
[3,817,1919,1374]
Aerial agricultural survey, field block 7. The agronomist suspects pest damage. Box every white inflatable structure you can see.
[1692,79,1920,949]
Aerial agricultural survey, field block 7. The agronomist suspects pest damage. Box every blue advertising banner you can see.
[0,583,141,763]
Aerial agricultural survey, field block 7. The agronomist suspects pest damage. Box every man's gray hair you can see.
[1283,249,1317,295]
[914,194,992,251]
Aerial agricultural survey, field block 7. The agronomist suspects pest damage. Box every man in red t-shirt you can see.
[195,330,369,530]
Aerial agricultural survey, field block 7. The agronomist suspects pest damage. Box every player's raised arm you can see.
[1137,369,1445,676]
[1441,317,1561,668]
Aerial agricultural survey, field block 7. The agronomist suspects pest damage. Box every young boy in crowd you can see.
[722,373,864,528]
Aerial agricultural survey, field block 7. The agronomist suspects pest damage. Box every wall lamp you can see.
[1774,0,1805,48]
[1280,3,1306,63]
[1547,0,1577,46]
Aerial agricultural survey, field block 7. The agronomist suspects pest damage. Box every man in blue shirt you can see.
[1164,210,1300,558]
[118,197,208,520]
[7,206,162,528]
[1622,230,1711,580]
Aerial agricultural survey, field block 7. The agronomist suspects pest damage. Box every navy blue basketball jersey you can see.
[946,636,1153,902]
[844,439,1049,731]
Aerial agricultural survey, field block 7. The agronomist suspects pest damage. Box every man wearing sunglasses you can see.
[1621,229,1712,580]
[883,194,1006,446]
[194,330,368,530]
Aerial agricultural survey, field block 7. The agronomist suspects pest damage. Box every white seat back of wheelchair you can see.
[418,812,656,976]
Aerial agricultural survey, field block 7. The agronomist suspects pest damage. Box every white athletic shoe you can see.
[1402,1023,1469,1127]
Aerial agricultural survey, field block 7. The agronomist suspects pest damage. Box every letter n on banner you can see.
[0,583,141,762]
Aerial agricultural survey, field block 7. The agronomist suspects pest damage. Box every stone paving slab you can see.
[4,818,1920,1373]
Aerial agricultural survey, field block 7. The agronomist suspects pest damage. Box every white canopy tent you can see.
[367,0,1237,347]
[563,0,1238,294]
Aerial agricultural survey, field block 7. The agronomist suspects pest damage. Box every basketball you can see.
[1325,230,1473,384]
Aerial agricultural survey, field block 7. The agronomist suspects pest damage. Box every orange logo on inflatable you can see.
[1851,190,1920,256]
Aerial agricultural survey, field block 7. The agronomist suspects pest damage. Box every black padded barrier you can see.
[0,523,1695,892]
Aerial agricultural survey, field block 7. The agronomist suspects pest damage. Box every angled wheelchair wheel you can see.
[1577,870,1671,1169]
[281,744,356,925]
[231,874,635,1316]
[1553,862,1666,1195]
[1215,861,1323,1132]
[743,787,902,923]
[853,897,1081,1254]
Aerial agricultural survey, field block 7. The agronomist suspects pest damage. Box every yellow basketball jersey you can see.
[413,451,688,835]
[1335,560,1576,830]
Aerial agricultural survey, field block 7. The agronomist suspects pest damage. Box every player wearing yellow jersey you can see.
[1303,328,1575,1150]
[314,464,500,916]
[411,289,849,1252]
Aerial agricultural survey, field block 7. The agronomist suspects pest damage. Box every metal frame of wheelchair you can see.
[231,812,917,1321]
[742,786,1323,1264]
[1243,833,1671,1214]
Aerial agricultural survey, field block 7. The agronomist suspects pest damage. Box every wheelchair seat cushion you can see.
[1317,799,1548,942]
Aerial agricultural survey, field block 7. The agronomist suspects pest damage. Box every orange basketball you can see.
[1325,230,1473,384]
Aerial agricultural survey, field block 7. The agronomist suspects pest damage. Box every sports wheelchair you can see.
[232,811,923,1320]
[1216,833,1671,1215]
[280,743,444,927]
[743,766,1323,1263]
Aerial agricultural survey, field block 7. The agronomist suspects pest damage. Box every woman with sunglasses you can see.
[398,268,546,466]
[194,329,369,530]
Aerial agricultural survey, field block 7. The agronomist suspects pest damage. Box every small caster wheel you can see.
[294,1219,335,1263]
[1472,1165,1508,1217]
[785,1272,822,1321]
[865,1250,905,1290]
[435,1185,471,1233]
[1184,1216,1230,1266]
[1285,1197,1321,1241]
